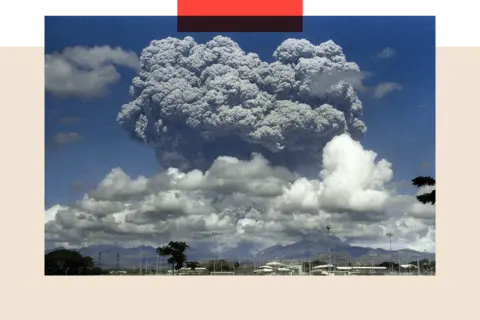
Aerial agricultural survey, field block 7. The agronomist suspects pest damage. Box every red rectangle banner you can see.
[304,0,480,9]
[178,0,303,16]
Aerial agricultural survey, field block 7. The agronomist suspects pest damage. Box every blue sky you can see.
[45,16,435,209]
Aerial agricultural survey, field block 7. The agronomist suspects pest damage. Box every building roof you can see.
[311,266,387,271]
[254,268,273,273]
[277,268,291,271]
[336,267,353,270]
[312,264,335,269]
[266,262,284,266]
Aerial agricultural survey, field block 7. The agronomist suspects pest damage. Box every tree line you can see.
[45,249,109,275]
[44,241,239,275]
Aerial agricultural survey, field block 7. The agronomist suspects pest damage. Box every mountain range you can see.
[45,238,435,269]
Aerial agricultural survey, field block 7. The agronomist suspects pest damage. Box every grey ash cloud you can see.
[117,36,368,172]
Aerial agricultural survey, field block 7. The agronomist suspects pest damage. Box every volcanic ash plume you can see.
[117,36,367,171]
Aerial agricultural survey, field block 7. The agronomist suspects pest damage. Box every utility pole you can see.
[116,252,120,270]
[417,254,421,276]
[145,234,149,275]
[220,252,223,272]
[423,249,428,275]
[212,232,217,274]
[139,234,144,275]
[369,251,377,275]
[332,232,336,266]
[386,232,393,273]
[370,252,377,267]
[326,224,331,273]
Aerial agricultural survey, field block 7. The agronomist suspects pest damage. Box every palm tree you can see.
[412,176,436,204]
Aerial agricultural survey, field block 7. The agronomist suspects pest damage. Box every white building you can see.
[310,265,387,276]
[254,262,295,275]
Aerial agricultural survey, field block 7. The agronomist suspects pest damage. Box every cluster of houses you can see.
[252,262,388,276]
[108,261,424,276]
[249,261,423,276]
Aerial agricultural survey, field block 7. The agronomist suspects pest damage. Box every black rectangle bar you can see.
[177,16,303,32]
[440,8,480,40]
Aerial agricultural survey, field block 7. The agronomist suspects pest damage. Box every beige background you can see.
[0,47,476,318]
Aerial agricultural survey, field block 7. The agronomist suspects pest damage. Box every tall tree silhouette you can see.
[156,241,189,275]
[186,260,200,271]
[412,176,436,204]
[45,249,103,275]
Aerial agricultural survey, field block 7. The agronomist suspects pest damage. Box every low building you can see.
[176,267,209,275]
[108,270,128,275]
[310,265,387,275]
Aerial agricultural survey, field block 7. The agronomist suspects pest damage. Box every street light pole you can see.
[212,232,217,274]
[144,234,148,275]
[139,234,143,275]
[417,254,421,276]
[326,224,331,273]
[386,232,393,273]
[145,254,148,275]
[332,233,336,267]
[370,251,377,268]
[423,249,428,275]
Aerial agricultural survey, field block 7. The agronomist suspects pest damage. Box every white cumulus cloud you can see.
[375,47,396,59]
[45,46,140,98]
[45,134,435,253]
[373,82,403,99]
